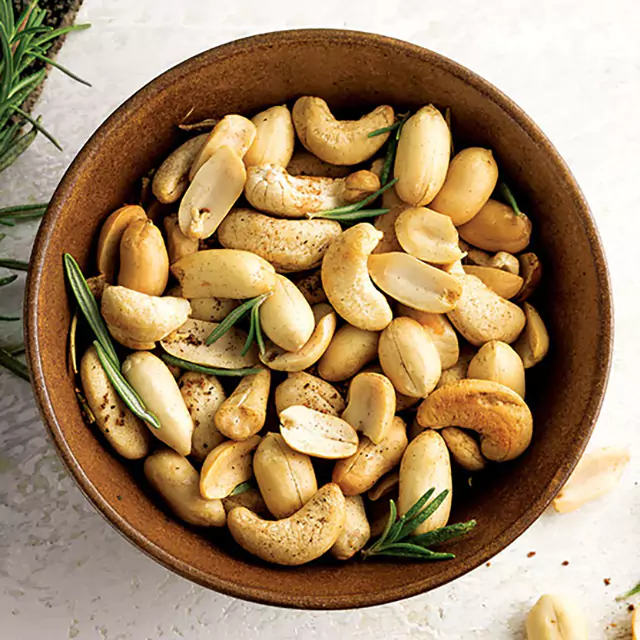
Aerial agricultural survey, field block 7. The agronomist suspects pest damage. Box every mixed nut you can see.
[68,96,551,567]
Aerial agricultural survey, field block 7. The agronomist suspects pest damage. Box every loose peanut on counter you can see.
[74,95,554,567]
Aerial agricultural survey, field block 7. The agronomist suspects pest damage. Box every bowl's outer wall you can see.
[26,30,612,609]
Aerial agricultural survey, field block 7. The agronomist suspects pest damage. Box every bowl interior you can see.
[26,30,612,609]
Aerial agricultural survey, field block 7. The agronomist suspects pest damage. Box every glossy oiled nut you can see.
[330,495,370,561]
[244,105,295,168]
[144,449,226,527]
[292,96,394,165]
[218,209,341,273]
[321,223,392,331]
[80,346,151,460]
[253,433,317,518]
[417,379,533,461]
[398,429,452,534]
[317,324,380,382]
[275,371,345,416]
[379,317,442,398]
[227,483,346,566]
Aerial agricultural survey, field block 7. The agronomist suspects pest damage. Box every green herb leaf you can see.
[230,480,255,496]
[379,112,410,184]
[0,273,18,286]
[312,208,390,222]
[252,302,266,356]
[30,51,91,87]
[498,181,522,216]
[0,315,19,321]
[396,489,449,540]
[0,346,29,381]
[63,253,119,365]
[93,341,160,429]
[241,307,256,357]
[411,520,477,548]
[12,106,62,150]
[0,258,28,271]
[367,122,399,138]
[0,202,47,219]
[307,178,398,219]
[205,294,268,346]
[616,581,640,601]
[160,353,263,377]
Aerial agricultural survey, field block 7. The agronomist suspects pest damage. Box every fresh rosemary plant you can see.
[160,353,263,378]
[362,487,476,561]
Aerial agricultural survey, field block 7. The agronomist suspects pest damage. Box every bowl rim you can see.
[24,28,613,610]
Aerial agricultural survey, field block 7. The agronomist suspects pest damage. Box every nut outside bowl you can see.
[25,29,612,610]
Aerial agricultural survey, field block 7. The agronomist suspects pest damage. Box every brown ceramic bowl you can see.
[25,29,612,609]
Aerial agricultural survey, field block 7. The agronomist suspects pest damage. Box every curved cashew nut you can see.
[244,165,380,218]
[321,223,393,331]
[226,483,346,566]
[292,96,394,165]
[416,379,533,461]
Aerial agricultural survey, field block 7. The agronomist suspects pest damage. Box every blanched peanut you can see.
[330,495,370,561]
[317,324,380,382]
[468,340,526,397]
[244,105,295,168]
[275,372,345,416]
[526,594,588,640]
[441,427,487,472]
[463,265,524,300]
[373,204,409,254]
[163,214,199,264]
[253,433,317,518]
[118,219,169,296]
[514,302,550,368]
[214,368,270,441]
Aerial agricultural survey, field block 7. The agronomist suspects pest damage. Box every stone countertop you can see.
[1,0,638,638]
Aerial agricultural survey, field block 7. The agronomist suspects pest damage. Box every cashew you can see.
[253,433,317,518]
[227,483,346,566]
[178,371,226,462]
[394,105,451,206]
[379,317,442,398]
[144,449,226,527]
[372,204,409,254]
[259,275,315,352]
[322,223,392,330]
[199,435,261,499]
[171,249,277,299]
[417,379,533,461]
[244,165,380,218]
[286,150,351,178]
[514,302,550,368]
[526,594,588,640]
[218,209,342,273]
[514,252,542,302]
[333,416,408,495]
[222,487,270,517]
[447,274,525,346]
[464,246,520,275]
[398,430,452,534]
[429,147,499,225]
[214,368,270,440]
[163,213,199,264]
[368,252,463,313]
[342,170,381,203]
[441,427,487,472]
[161,318,258,369]
[396,304,459,369]
[118,219,169,296]
[552,447,630,513]
[179,146,247,240]
[367,471,399,501]
[463,265,524,299]
[275,371,345,416]
[317,324,380,382]
[243,105,294,168]
[293,269,327,305]
[151,134,208,204]
[292,96,394,165]
[189,115,256,179]
[458,198,532,253]
[342,372,395,444]
[122,351,194,456]
[80,346,151,459]
[101,285,191,347]
[96,205,147,282]
[395,207,464,264]
[468,340,525,397]
[260,303,336,371]
[330,495,371,560]
[279,405,358,459]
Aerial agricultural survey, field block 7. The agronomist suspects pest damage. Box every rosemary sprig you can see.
[93,341,160,430]
[63,253,119,365]
[362,487,476,561]
[367,111,410,138]
[0,314,19,321]
[498,181,522,216]
[379,112,410,185]
[0,257,28,270]
[0,202,47,220]
[205,293,269,346]
[307,178,398,221]
[0,346,28,381]
[616,580,640,601]
[0,273,17,286]
[160,353,262,377]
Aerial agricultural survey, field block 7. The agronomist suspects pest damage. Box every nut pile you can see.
[73,97,550,566]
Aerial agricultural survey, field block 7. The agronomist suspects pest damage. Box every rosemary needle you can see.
[0,346,29,381]
[0,274,18,286]
[498,181,522,216]
[0,258,28,271]
[205,294,269,346]
[160,353,262,377]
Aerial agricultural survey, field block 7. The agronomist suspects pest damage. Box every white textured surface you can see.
[1,0,639,637]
